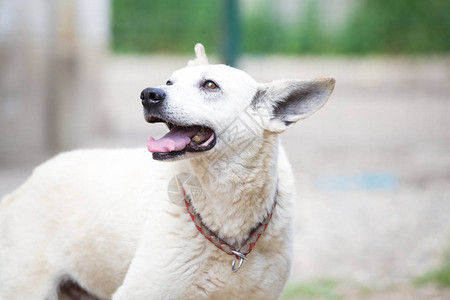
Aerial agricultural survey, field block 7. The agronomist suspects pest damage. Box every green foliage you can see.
[340,0,450,54]
[242,2,281,53]
[242,0,329,54]
[282,280,341,300]
[112,0,450,55]
[112,0,221,54]
[415,249,450,288]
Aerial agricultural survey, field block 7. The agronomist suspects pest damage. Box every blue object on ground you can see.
[316,173,398,192]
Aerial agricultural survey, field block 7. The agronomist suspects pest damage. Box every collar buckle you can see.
[231,251,247,272]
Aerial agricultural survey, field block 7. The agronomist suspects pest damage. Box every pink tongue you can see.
[147,126,199,153]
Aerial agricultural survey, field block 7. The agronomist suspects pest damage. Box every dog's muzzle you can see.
[140,87,217,161]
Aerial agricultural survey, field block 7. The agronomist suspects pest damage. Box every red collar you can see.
[183,188,277,272]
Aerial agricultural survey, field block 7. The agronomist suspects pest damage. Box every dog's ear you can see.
[253,77,335,133]
[187,43,209,66]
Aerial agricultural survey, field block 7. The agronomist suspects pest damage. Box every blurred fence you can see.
[112,0,221,54]
[112,0,450,55]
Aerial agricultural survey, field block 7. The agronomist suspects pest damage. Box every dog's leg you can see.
[0,236,60,300]
[0,193,61,299]
[0,264,59,300]
[111,197,210,300]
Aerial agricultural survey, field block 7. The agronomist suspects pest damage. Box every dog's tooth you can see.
[192,128,209,144]
[192,136,201,144]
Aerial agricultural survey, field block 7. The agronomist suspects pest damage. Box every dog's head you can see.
[141,43,335,161]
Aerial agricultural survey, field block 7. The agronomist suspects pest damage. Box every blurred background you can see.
[1,0,449,298]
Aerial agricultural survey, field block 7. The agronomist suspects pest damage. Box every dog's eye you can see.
[203,80,218,90]
[166,80,173,86]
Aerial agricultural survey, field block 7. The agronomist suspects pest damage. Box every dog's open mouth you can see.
[146,116,216,160]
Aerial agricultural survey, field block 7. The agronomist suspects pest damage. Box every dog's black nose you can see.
[140,88,166,107]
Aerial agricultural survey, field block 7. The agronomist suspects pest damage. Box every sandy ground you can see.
[1,55,450,298]
[340,284,450,300]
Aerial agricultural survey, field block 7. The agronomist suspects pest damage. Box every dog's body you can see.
[0,44,334,299]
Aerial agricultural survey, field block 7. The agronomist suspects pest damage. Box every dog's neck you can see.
[187,133,279,247]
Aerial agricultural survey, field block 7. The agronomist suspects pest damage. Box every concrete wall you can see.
[0,0,109,163]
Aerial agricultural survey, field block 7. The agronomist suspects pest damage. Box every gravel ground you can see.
[1,55,450,298]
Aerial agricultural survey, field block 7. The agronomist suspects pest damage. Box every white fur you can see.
[0,44,334,300]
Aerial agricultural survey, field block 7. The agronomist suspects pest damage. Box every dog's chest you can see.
[190,255,256,299]
[184,241,288,299]
[155,188,291,298]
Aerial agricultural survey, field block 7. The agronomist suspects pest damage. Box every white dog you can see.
[0,44,335,300]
